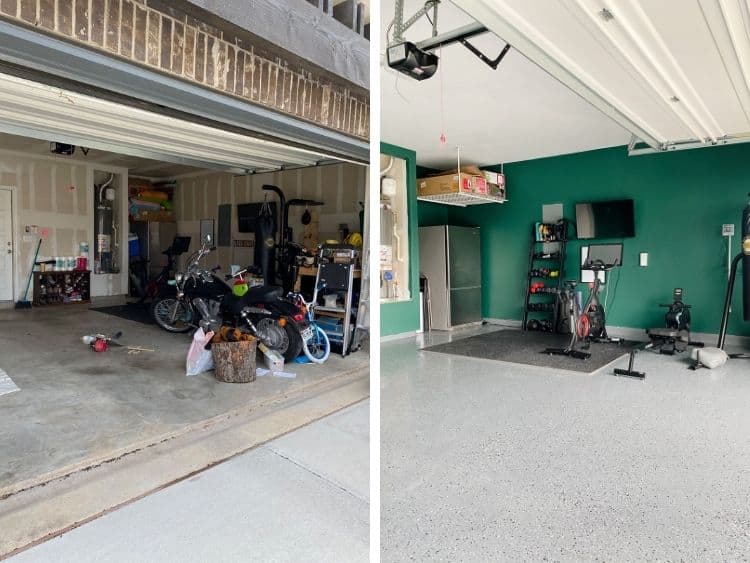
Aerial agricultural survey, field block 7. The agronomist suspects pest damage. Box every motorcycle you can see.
[150,237,304,362]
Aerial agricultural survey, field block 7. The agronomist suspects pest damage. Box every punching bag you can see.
[254,202,276,286]
[743,196,750,321]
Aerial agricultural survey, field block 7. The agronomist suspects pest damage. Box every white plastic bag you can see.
[186,327,215,376]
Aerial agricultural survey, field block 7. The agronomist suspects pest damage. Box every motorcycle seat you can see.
[245,285,283,303]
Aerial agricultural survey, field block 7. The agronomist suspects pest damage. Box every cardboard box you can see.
[473,178,490,195]
[487,183,506,200]
[417,173,486,197]
[258,342,284,372]
[482,171,506,188]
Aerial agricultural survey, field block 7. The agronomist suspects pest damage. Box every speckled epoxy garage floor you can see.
[381,327,750,562]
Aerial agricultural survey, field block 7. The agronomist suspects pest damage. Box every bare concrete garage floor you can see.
[381,327,750,562]
[9,401,369,563]
[0,305,368,555]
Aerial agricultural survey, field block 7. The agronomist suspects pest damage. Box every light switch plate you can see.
[639,252,648,267]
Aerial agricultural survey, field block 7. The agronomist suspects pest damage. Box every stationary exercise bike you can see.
[545,279,592,360]
[576,259,611,343]
[544,244,621,360]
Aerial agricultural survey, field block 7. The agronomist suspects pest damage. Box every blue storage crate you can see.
[316,316,345,344]
[128,235,140,258]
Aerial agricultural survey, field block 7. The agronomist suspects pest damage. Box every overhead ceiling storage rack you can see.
[416,192,507,207]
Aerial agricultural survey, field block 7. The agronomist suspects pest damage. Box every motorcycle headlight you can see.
[175,273,184,284]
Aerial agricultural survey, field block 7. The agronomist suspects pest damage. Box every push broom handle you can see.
[21,239,42,300]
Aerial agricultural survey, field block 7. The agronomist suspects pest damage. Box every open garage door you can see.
[0,71,368,305]
[0,72,351,174]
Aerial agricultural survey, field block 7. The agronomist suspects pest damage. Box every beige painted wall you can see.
[1,153,89,302]
[174,163,366,272]
[0,151,128,302]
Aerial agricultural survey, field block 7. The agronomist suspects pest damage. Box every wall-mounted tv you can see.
[575,199,635,239]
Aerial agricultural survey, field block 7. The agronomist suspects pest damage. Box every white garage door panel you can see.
[0,73,344,174]
[630,1,750,134]
[491,0,696,141]
[456,0,750,150]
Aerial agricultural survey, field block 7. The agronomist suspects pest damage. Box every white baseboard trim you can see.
[381,330,417,342]
[483,318,750,349]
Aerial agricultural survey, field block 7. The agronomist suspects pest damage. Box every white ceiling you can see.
[380,0,630,168]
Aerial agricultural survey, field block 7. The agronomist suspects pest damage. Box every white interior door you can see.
[0,188,13,301]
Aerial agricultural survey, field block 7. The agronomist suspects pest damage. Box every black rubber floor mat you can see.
[422,330,633,374]
[90,304,154,326]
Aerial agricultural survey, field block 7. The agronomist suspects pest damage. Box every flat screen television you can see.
[575,199,635,239]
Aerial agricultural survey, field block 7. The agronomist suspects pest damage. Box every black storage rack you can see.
[522,224,567,333]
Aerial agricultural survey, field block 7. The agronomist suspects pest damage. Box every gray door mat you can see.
[90,304,154,325]
[422,330,633,374]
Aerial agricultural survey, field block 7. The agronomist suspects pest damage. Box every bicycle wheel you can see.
[302,324,330,364]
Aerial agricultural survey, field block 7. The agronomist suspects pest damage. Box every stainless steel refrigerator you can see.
[419,225,481,330]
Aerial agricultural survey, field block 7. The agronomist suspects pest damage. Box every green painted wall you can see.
[446,143,750,336]
[381,142,421,337]
[417,201,449,226]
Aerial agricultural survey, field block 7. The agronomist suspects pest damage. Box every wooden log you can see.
[212,339,257,383]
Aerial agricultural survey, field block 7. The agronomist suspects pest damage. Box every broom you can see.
[15,238,41,309]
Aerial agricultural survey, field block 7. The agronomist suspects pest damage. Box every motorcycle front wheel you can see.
[151,297,194,333]
[255,317,303,362]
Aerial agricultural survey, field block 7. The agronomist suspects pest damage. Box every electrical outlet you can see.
[639,252,648,267]
[723,224,735,236]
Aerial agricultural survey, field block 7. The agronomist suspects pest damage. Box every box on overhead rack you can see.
[481,170,506,187]
[417,165,487,197]
[488,183,506,200]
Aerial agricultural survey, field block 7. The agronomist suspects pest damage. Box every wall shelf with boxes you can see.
[128,178,176,223]
[522,222,567,334]
[416,167,507,207]
[33,270,91,306]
